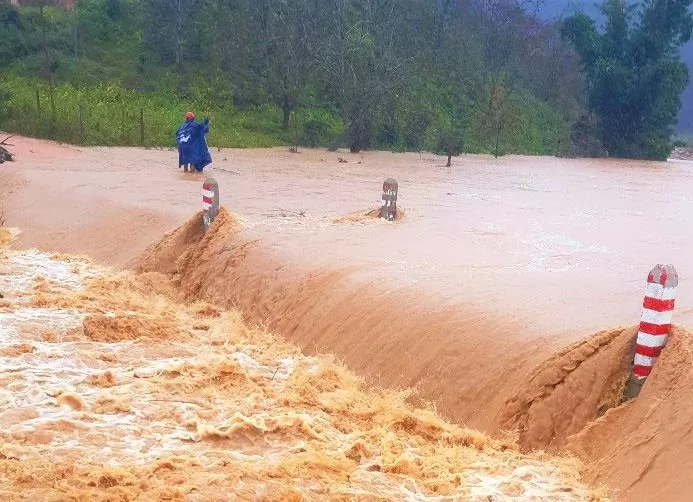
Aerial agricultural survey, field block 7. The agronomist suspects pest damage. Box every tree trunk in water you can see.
[293,109,299,148]
[347,117,361,153]
[446,153,452,167]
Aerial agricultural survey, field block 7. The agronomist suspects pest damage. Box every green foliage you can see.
[0,0,602,155]
[0,75,340,148]
[298,109,343,147]
[562,0,693,160]
[0,4,31,67]
[673,132,693,147]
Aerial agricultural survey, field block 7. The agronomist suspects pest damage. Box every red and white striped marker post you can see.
[380,178,398,221]
[623,264,678,401]
[202,177,220,229]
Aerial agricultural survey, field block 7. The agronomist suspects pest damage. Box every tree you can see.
[475,71,519,157]
[0,4,30,67]
[0,0,593,156]
[255,0,313,131]
[437,125,464,166]
[313,0,407,153]
[22,0,66,128]
[142,0,201,68]
[562,0,693,160]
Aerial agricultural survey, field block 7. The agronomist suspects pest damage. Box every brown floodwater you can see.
[5,136,693,393]
[216,150,693,343]
[5,135,693,500]
[9,140,693,333]
[10,139,686,336]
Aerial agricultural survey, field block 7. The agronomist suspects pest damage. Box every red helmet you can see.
[185,111,194,120]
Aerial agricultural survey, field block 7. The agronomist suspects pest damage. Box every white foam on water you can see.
[0,247,597,500]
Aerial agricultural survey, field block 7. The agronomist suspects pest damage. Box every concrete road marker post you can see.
[380,178,398,221]
[623,264,678,401]
[202,177,220,229]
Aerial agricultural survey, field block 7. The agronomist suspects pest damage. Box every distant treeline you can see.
[0,0,690,160]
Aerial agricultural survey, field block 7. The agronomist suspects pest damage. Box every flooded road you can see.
[4,135,693,500]
[5,136,693,370]
[224,151,693,344]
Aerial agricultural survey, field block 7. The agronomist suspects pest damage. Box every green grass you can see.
[0,74,569,157]
[0,75,342,148]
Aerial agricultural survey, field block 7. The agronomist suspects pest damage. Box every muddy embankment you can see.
[133,209,693,502]
[497,323,693,498]
[131,209,546,433]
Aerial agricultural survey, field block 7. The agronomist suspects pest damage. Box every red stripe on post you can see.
[633,365,653,378]
[648,270,669,285]
[626,264,678,402]
[625,265,678,402]
[203,196,213,204]
[642,296,675,312]
[635,344,664,358]
[638,321,672,335]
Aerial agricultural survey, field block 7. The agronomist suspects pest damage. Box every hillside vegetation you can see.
[0,0,690,159]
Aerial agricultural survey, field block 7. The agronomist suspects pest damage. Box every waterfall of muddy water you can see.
[0,238,605,500]
[133,211,693,502]
[134,209,553,434]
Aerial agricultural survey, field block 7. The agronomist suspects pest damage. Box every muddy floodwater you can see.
[226,152,693,341]
[5,138,693,342]
[4,136,693,500]
[6,138,693,501]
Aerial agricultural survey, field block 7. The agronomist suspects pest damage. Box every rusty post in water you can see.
[202,177,220,229]
[623,264,678,401]
[380,178,398,221]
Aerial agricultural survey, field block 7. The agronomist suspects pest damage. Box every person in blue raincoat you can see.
[176,111,212,173]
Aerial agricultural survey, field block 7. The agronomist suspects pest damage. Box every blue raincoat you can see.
[176,117,212,172]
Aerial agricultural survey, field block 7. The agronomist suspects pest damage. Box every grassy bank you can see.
[0,74,572,156]
[0,75,342,149]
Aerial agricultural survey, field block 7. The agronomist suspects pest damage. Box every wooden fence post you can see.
[121,107,126,144]
[78,105,85,145]
[139,108,145,146]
